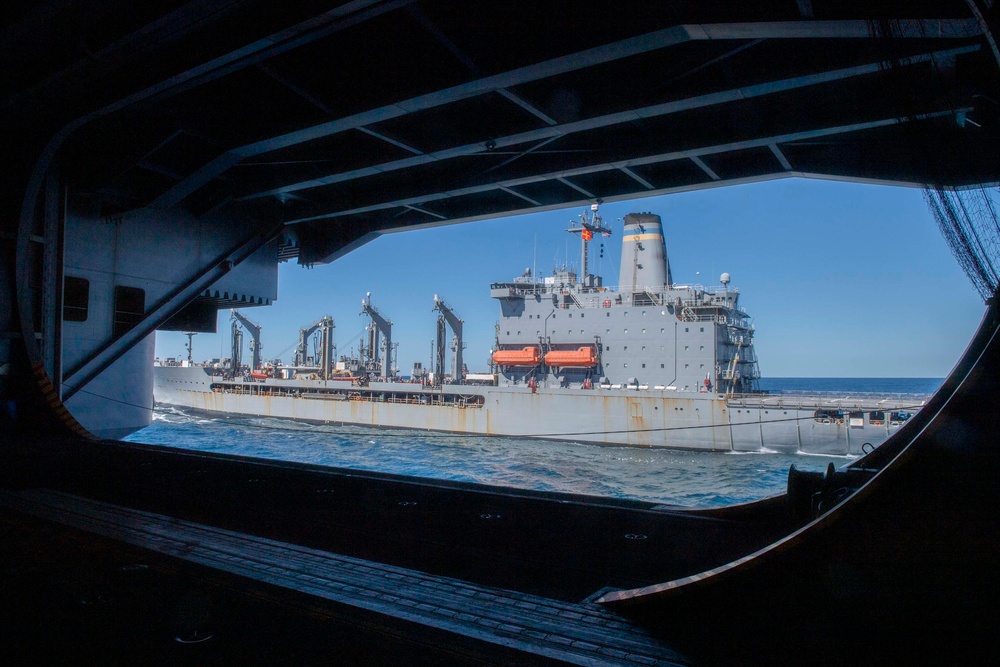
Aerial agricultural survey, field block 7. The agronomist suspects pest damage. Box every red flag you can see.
[581,229,593,241]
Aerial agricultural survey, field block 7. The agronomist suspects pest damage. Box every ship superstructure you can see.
[491,206,759,395]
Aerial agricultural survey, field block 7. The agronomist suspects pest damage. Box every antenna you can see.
[533,233,537,285]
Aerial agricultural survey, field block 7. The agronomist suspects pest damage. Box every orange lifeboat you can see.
[544,346,598,368]
[492,346,541,366]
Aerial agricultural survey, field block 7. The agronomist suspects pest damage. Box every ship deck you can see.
[726,393,927,411]
[175,368,930,412]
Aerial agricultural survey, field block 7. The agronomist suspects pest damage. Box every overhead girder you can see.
[236,44,979,203]
[3,0,416,123]
[150,19,985,210]
[277,110,968,226]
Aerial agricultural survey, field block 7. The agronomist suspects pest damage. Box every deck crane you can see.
[360,293,393,379]
[433,295,464,384]
[231,309,262,371]
[294,316,335,378]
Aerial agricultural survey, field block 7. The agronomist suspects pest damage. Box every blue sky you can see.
[156,178,986,378]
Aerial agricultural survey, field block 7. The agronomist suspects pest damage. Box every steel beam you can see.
[769,143,794,171]
[498,185,541,206]
[619,167,655,190]
[245,45,980,202]
[690,157,721,181]
[282,108,967,227]
[41,167,63,387]
[557,177,595,199]
[155,20,981,209]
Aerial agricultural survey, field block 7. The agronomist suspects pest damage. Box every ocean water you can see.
[124,378,941,508]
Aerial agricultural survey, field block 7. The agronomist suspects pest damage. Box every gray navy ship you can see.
[154,205,924,455]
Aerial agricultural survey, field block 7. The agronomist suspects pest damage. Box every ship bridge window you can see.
[113,285,145,338]
[63,276,89,322]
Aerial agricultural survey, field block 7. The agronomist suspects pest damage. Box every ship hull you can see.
[153,366,920,455]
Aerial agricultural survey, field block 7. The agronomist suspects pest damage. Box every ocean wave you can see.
[127,416,859,507]
[726,447,781,456]
[794,450,858,460]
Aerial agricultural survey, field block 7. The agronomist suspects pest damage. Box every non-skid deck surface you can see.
[0,488,686,666]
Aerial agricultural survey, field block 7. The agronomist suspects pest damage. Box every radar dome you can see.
[720,272,731,285]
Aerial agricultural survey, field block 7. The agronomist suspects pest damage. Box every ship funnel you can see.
[620,213,671,292]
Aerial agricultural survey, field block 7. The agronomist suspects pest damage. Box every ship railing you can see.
[759,389,933,401]
[491,282,740,306]
[727,389,932,404]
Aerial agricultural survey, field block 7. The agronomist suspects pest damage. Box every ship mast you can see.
[184,332,196,363]
[567,203,612,286]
